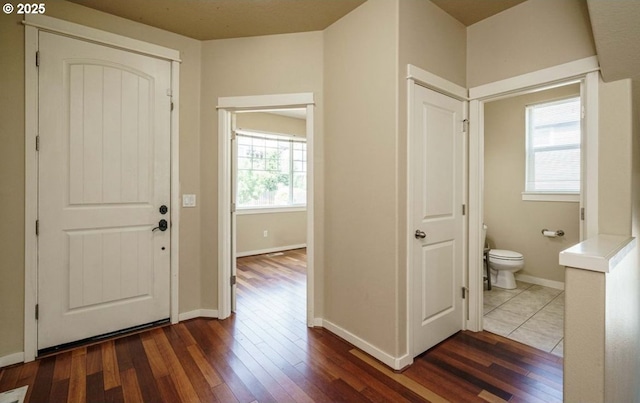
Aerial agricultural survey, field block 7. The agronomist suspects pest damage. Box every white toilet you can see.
[482,224,525,290]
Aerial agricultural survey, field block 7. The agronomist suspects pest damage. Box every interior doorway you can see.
[217,93,315,326]
[232,109,309,313]
[481,83,582,356]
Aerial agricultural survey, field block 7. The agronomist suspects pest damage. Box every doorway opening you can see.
[481,83,582,356]
[217,93,315,326]
[233,109,309,318]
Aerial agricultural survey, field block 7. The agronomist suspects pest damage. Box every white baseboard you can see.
[312,317,323,327]
[0,351,24,368]
[236,244,306,258]
[178,309,219,321]
[515,274,565,290]
[320,319,405,370]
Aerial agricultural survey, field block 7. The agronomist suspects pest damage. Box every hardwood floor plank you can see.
[28,356,55,402]
[86,371,106,403]
[151,328,201,403]
[162,326,219,402]
[120,368,144,403]
[52,351,72,383]
[127,334,164,403]
[212,383,241,403]
[86,344,103,376]
[155,375,182,403]
[139,332,170,379]
[67,348,86,403]
[101,341,121,390]
[50,378,70,403]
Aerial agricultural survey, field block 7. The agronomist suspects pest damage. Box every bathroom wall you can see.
[234,112,307,256]
[484,84,581,285]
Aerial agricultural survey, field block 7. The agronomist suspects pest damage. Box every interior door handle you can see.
[153,219,168,232]
[415,230,426,239]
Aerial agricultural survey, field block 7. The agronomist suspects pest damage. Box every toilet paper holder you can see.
[541,229,564,237]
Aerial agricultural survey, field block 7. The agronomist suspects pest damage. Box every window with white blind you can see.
[236,130,306,210]
[524,96,581,201]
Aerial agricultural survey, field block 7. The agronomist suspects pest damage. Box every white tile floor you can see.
[483,281,564,357]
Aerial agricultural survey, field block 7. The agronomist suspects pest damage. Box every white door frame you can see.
[405,65,469,369]
[217,93,315,325]
[466,56,600,331]
[23,15,181,362]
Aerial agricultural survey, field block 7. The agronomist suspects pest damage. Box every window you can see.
[525,96,581,198]
[236,130,306,209]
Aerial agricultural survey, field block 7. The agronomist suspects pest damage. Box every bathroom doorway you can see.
[480,83,583,355]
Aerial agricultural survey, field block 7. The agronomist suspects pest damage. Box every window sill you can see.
[237,206,307,215]
[521,192,580,202]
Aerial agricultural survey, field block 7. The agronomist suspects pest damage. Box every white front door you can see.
[411,84,465,356]
[37,32,172,350]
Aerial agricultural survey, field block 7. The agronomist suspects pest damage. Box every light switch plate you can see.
[182,194,196,207]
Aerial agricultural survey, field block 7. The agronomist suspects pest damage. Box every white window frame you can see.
[235,129,307,212]
[523,96,581,202]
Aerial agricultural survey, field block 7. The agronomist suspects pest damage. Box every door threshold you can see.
[38,318,170,357]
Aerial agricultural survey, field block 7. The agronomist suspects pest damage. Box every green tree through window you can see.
[236,132,306,208]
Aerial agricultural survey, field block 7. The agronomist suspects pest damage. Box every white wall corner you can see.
[0,352,25,369]
[178,309,219,322]
[321,319,405,370]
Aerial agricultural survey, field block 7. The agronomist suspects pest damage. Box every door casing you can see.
[217,93,316,326]
[24,14,181,362]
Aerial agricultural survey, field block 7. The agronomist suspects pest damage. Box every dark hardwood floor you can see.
[0,248,562,402]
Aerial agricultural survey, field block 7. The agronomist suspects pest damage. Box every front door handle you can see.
[415,230,426,239]
[153,219,168,232]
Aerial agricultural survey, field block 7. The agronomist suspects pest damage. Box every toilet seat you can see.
[488,249,523,261]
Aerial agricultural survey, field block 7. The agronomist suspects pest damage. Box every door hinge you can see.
[462,204,466,216]
[581,207,585,221]
[35,304,39,320]
[462,286,468,299]
[36,51,40,67]
[581,105,585,120]
[231,130,237,141]
[230,275,237,286]
[171,102,174,111]
[231,202,236,213]
[35,135,40,151]
[35,220,39,236]
[462,119,469,133]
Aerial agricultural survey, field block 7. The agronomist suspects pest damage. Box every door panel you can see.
[38,32,171,350]
[411,85,465,356]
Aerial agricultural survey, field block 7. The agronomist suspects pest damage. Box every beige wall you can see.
[236,112,306,137]
[323,0,399,355]
[467,0,596,87]
[0,2,202,358]
[199,31,324,311]
[0,13,26,358]
[599,79,633,235]
[484,85,581,284]
[234,112,307,255]
[237,212,306,255]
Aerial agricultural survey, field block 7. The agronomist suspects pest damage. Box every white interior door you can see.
[411,84,465,356]
[37,32,172,350]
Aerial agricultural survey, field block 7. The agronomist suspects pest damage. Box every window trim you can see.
[235,129,307,210]
[524,95,582,196]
